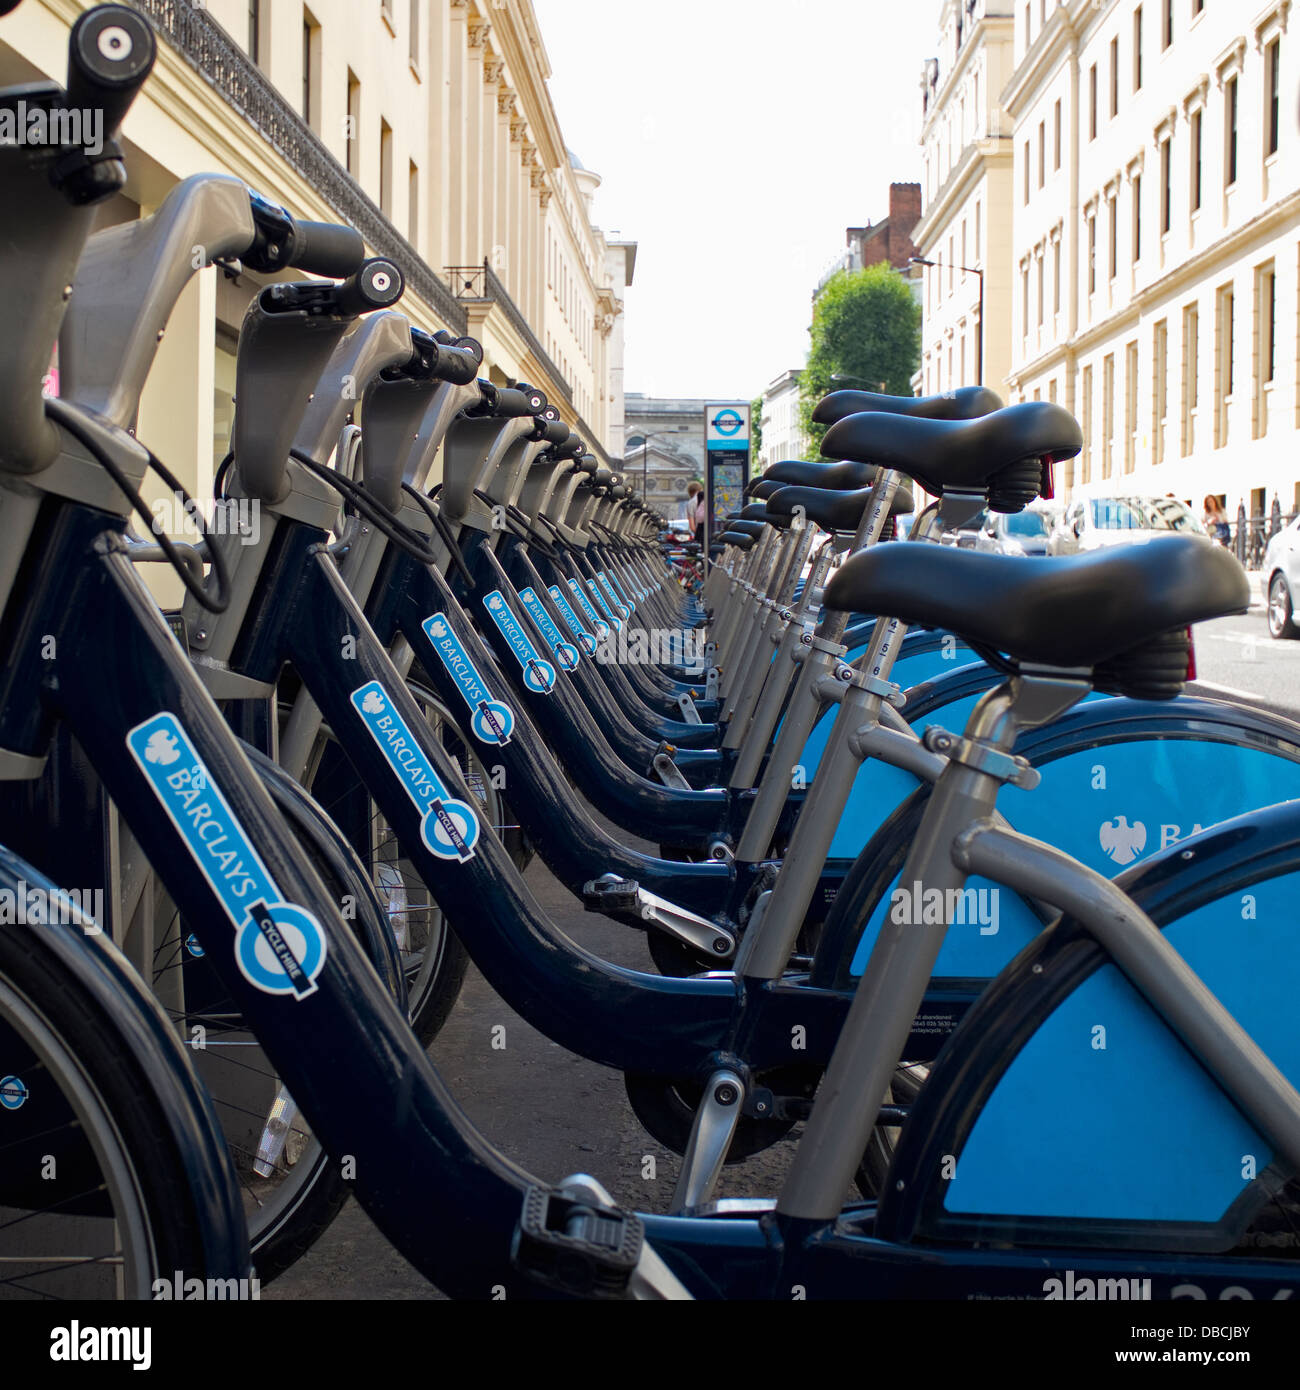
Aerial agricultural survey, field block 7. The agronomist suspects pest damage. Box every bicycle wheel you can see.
[0,861,248,1300]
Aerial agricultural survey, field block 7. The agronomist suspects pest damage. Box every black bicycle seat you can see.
[747,478,785,500]
[821,402,1081,505]
[739,502,770,522]
[824,536,1247,684]
[727,519,769,540]
[812,385,1003,427]
[719,530,757,550]
[763,459,876,490]
[765,481,915,532]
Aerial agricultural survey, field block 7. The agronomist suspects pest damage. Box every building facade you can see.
[622,395,708,518]
[1003,0,1299,520]
[0,0,631,573]
[758,369,807,470]
[914,0,1017,399]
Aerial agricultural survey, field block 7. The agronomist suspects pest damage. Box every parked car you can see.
[1049,495,1210,554]
[977,504,1061,557]
[1263,516,1300,639]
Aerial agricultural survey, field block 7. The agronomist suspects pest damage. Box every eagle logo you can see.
[1099,816,1147,866]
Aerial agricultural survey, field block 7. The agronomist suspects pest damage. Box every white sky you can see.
[532,0,942,401]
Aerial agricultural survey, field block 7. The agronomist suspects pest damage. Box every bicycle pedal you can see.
[511,1184,643,1298]
[581,873,641,913]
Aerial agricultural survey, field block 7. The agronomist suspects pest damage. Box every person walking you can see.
[1203,495,1232,546]
[687,479,707,548]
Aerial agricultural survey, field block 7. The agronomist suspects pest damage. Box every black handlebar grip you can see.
[332,257,404,317]
[513,383,546,413]
[491,387,536,418]
[430,342,479,387]
[453,335,484,365]
[286,219,365,278]
[542,418,569,445]
[65,6,156,138]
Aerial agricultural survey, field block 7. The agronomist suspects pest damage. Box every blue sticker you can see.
[596,572,631,621]
[548,585,599,655]
[349,682,480,861]
[607,569,639,608]
[421,612,516,745]
[126,714,327,1000]
[483,590,557,693]
[518,587,581,671]
[568,578,612,641]
[185,933,205,958]
[584,579,622,632]
[0,1075,27,1110]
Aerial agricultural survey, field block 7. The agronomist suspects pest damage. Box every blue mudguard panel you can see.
[849,739,1300,978]
[944,871,1300,1223]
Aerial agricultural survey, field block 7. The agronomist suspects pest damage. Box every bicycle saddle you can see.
[765,480,915,531]
[822,401,1081,507]
[825,536,1248,682]
[719,530,757,550]
[728,519,769,539]
[747,478,785,500]
[739,502,771,522]
[763,459,876,489]
[812,385,1003,426]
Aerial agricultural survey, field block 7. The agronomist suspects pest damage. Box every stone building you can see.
[622,395,708,519]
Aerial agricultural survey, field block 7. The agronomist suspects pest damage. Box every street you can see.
[1191,576,1300,722]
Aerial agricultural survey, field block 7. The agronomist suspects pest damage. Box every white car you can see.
[1262,515,1300,638]
[1050,495,1210,554]
[976,504,1062,557]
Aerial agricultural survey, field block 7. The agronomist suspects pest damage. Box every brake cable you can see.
[400,482,475,591]
[55,409,232,614]
[471,489,560,560]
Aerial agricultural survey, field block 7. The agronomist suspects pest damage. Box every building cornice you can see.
[1000,5,1077,117]
[920,11,1014,141]
[913,137,1011,251]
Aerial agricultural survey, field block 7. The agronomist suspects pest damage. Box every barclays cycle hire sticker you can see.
[349,681,480,862]
[607,569,640,608]
[483,590,557,694]
[584,578,622,632]
[568,577,611,641]
[548,585,598,656]
[518,587,581,671]
[421,611,516,746]
[126,714,327,1000]
[596,572,631,622]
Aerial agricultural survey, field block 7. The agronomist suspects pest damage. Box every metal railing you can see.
[1221,504,1294,571]
[133,0,468,334]
[445,265,488,300]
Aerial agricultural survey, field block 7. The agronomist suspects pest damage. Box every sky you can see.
[532,0,941,402]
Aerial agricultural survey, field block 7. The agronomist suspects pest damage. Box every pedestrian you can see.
[1203,494,1232,546]
[687,479,707,548]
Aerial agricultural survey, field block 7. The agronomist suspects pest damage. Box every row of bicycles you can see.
[4,3,1300,1303]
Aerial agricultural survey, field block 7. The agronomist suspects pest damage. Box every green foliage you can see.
[750,395,763,476]
[799,261,921,452]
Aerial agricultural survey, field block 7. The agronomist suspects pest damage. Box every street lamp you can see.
[831,372,889,391]
[910,255,984,386]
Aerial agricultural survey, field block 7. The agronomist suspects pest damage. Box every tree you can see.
[799,261,921,452]
[749,395,764,475]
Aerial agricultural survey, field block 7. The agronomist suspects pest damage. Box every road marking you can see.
[1192,679,1272,701]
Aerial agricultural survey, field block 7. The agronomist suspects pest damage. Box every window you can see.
[1087,212,1097,294]
[1053,99,1062,170]
[1190,108,1202,210]
[1132,175,1142,262]
[1266,38,1281,158]
[1193,0,1204,14]
[1125,341,1139,472]
[303,11,321,129]
[1089,64,1098,139]
[948,236,954,293]
[1081,365,1094,482]
[1023,141,1030,204]
[346,69,361,177]
[974,201,981,261]
[1163,0,1173,48]
[408,160,419,247]
[248,0,261,65]
[1022,263,1030,337]
[410,0,421,68]
[1153,319,1168,463]
[1182,302,1199,455]
[1108,194,1118,280]
[1109,36,1119,117]
[1134,7,1143,90]
[1024,3,1031,48]
[380,118,393,215]
[1038,120,1045,188]
[1215,282,1234,448]
[1255,262,1276,437]
[1103,353,1115,478]
[1037,254,1045,326]
[1053,239,1061,314]
[1160,138,1171,233]
[1225,75,1238,186]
